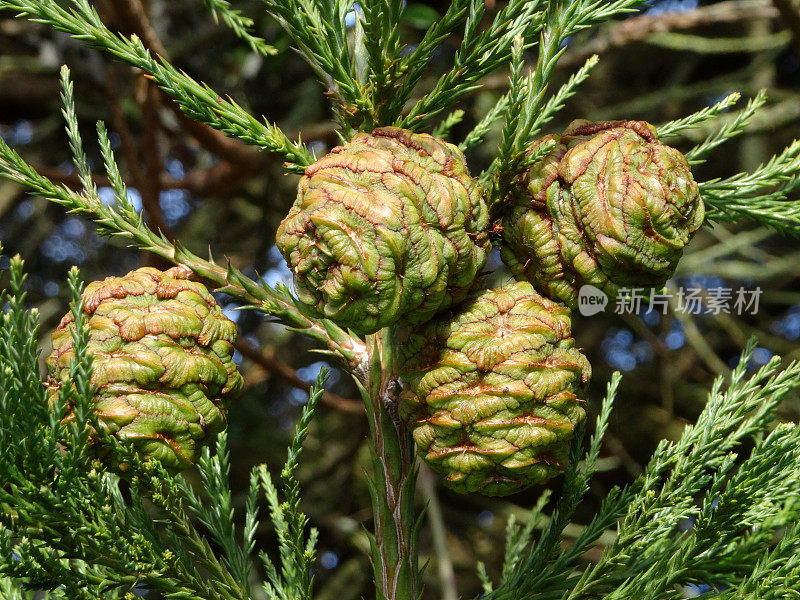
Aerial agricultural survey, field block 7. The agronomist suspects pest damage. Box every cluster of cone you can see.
[275,122,703,496]
[48,121,702,489]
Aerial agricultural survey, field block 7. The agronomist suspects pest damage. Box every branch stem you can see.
[357,330,419,600]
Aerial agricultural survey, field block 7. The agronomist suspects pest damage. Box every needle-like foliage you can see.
[199,0,278,56]
[483,341,800,600]
[0,258,329,599]
[3,257,799,598]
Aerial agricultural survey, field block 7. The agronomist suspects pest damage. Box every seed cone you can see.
[45,266,243,471]
[276,127,489,334]
[398,281,590,496]
[500,120,704,308]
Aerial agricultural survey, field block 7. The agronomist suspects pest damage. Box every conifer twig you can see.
[356,330,420,600]
[199,0,278,56]
[0,81,363,364]
[0,0,313,171]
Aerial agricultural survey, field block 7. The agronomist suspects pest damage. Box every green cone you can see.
[45,266,243,471]
[398,282,590,496]
[501,120,704,308]
[276,127,489,334]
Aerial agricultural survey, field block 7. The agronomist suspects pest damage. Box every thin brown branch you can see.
[177,161,250,197]
[137,80,174,239]
[103,60,174,242]
[89,1,335,193]
[234,337,364,415]
[35,162,246,197]
[772,0,800,54]
[478,0,781,92]
[107,0,268,167]
[563,0,779,67]
[0,74,59,107]
[168,107,264,167]
[105,65,145,184]
[36,165,114,190]
[108,0,167,58]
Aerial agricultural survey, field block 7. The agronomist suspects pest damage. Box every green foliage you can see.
[397,0,545,130]
[0,0,313,170]
[700,138,800,235]
[656,89,800,234]
[0,65,361,363]
[463,53,598,155]
[656,91,741,140]
[487,0,649,199]
[200,0,278,56]
[2,0,799,236]
[685,90,768,164]
[0,255,327,599]
[257,373,324,600]
[262,0,366,130]
[3,258,799,598]
[484,341,800,600]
